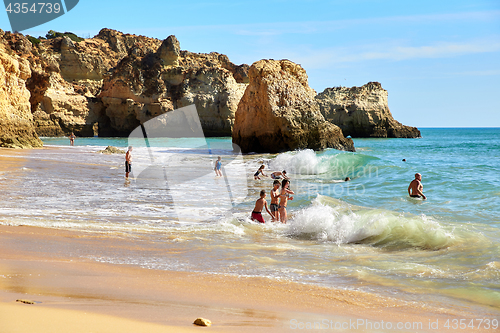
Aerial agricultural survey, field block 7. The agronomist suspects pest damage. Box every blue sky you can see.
[1,0,499,127]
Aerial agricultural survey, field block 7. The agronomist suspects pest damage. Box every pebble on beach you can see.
[193,318,212,326]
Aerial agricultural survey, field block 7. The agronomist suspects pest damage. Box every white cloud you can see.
[131,10,500,38]
[357,40,500,61]
[228,10,500,37]
[290,38,500,69]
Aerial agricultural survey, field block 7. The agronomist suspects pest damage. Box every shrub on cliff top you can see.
[45,30,84,42]
[27,35,41,46]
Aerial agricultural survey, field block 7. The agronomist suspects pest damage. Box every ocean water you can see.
[0,128,499,313]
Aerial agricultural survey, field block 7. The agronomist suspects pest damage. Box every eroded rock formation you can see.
[0,28,249,144]
[0,31,42,148]
[232,59,355,153]
[98,36,248,136]
[32,29,163,137]
[316,82,420,138]
[0,28,419,151]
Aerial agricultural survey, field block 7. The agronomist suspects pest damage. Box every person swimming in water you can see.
[251,190,275,223]
[278,179,294,223]
[254,165,268,180]
[408,173,426,199]
[270,170,289,180]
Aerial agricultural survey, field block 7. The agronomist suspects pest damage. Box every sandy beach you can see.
[1,0,499,330]
[1,146,499,332]
[0,224,497,333]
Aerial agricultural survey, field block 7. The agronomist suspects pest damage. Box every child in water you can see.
[214,156,222,177]
[251,190,275,223]
[279,179,294,224]
[270,180,281,222]
[254,165,268,180]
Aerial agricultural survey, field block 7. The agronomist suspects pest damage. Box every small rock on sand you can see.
[193,318,212,326]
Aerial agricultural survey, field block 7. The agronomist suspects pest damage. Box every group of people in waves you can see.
[251,165,294,224]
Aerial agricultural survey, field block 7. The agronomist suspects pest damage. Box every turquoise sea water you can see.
[1,128,499,313]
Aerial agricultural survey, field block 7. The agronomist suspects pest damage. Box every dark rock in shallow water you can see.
[97,146,125,154]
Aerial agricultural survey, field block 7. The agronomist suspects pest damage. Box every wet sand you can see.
[0,225,498,333]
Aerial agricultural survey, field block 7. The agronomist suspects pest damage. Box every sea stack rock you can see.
[316,82,420,138]
[232,59,355,153]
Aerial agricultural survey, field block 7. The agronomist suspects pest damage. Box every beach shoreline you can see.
[0,224,498,333]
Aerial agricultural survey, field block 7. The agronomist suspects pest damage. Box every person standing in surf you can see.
[279,179,294,223]
[408,173,426,199]
[270,180,281,222]
[251,190,275,223]
[69,132,76,146]
[214,156,222,177]
[125,146,133,179]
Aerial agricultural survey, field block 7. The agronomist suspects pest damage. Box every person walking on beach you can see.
[214,156,222,177]
[251,190,275,223]
[254,165,268,180]
[270,170,289,180]
[279,179,294,223]
[408,173,426,199]
[69,132,76,146]
[270,180,281,222]
[125,146,133,178]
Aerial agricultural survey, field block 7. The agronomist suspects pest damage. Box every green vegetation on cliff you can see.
[45,30,84,42]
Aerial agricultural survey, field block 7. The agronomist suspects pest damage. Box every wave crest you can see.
[269,149,377,178]
[286,195,459,250]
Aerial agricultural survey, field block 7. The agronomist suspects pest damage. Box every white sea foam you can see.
[287,195,457,250]
[269,149,327,175]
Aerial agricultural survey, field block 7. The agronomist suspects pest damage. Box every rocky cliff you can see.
[98,35,248,136]
[0,29,248,145]
[0,31,42,148]
[316,82,421,138]
[233,59,355,153]
[32,29,169,137]
[0,28,419,150]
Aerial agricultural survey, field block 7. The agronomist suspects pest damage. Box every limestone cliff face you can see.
[98,36,248,136]
[31,29,162,137]
[316,82,420,138]
[0,31,42,148]
[0,28,246,141]
[0,28,419,151]
[233,59,355,153]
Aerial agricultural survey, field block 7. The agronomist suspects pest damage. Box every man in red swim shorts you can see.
[251,190,275,223]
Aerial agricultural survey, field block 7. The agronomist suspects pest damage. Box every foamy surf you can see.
[268,149,378,178]
[286,195,482,251]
